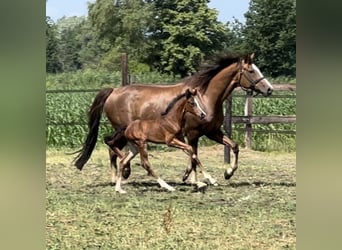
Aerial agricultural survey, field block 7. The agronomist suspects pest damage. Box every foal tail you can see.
[74,88,114,170]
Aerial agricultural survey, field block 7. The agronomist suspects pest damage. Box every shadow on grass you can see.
[85,180,193,191]
[229,181,296,188]
[85,180,295,190]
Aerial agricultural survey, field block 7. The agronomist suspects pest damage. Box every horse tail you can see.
[74,88,114,170]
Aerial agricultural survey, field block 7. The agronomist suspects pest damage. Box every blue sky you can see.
[46,0,250,24]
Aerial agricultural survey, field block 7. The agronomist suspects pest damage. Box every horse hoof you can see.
[203,178,218,186]
[194,182,207,193]
[182,172,190,182]
[115,187,127,194]
[122,165,131,179]
[224,169,234,180]
[115,189,127,194]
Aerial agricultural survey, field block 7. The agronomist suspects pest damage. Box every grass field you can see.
[46,145,296,249]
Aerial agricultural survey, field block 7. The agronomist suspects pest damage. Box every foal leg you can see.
[179,136,217,185]
[168,138,217,187]
[206,130,239,180]
[104,131,131,183]
[138,142,175,192]
[182,137,199,184]
[115,143,138,193]
[192,156,218,186]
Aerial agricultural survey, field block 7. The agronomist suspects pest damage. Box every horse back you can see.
[103,84,185,129]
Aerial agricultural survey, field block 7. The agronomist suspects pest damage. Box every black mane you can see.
[185,53,244,94]
[161,92,187,116]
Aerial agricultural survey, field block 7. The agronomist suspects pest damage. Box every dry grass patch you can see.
[46,145,296,249]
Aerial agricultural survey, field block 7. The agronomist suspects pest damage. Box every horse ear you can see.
[185,88,192,98]
[250,53,255,62]
[243,54,250,64]
[190,88,197,95]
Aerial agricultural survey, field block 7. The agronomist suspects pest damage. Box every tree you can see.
[242,0,296,77]
[46,17,62,73]
[224,18,246,54]
[56,16,87,71]
[88,0,155,72]
[46,0,233,76]
[150,0,229,77]
[87,0,229,76]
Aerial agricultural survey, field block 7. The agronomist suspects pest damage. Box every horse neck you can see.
[205,63,239,107]
[162,98,187,131]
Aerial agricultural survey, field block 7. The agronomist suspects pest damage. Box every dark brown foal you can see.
[115,89,216,193]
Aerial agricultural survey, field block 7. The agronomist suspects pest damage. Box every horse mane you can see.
[184,53,244,94]
[161,92,188,116]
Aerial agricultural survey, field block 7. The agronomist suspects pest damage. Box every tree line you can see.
[46,0,296,78]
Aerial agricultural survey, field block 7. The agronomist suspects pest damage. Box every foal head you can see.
[235,53,274,96]
[161,88,207,121]
[184,89,207,120]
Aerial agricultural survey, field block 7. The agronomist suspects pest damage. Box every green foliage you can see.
[153,0,229,76]
[46,0,296,78]
[242,0,296,77]
[46,69,178,90]
[46,92,114,148]
[46,69,122,90]
[47,1,233,77]
[46,17,62,73]
[88,0,156,68]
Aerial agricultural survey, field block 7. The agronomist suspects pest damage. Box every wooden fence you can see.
[223,84,296,163]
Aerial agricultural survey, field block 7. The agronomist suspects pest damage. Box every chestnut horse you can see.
[74,53,273,183]
[115,88,215,193]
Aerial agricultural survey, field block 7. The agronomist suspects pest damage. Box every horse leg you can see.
[181,136,198,184]
[138,142,175,192]
[206,130,239,180]
[192,155,218,186]
[115,143,138,194]
[181,136,217,185]
[168,138,216,188]
[104,133,122,183]
[104,131,131,183]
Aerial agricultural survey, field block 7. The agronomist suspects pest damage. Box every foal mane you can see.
[185,53,244,94]
[161,92,188,116]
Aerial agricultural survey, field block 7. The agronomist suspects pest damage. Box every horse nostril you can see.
[267,88,273,95]
[200,113,206,119]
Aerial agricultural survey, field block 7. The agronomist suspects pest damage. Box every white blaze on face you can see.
[252,64,273,91]
[193,96,207,116]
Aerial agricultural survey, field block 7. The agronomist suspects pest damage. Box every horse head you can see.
[185,88,207,120]
[237,53,274,97]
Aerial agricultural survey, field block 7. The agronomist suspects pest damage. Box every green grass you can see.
[46,145,296,249]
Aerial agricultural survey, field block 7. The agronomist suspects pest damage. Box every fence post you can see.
[224,95,232,163]
[244,92,253,149]
[121,53,128,86]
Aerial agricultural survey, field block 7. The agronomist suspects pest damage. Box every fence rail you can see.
[224,84,296,163]
[232,115,296,124]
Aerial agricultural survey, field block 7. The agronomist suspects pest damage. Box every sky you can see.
[46,0,250,24]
